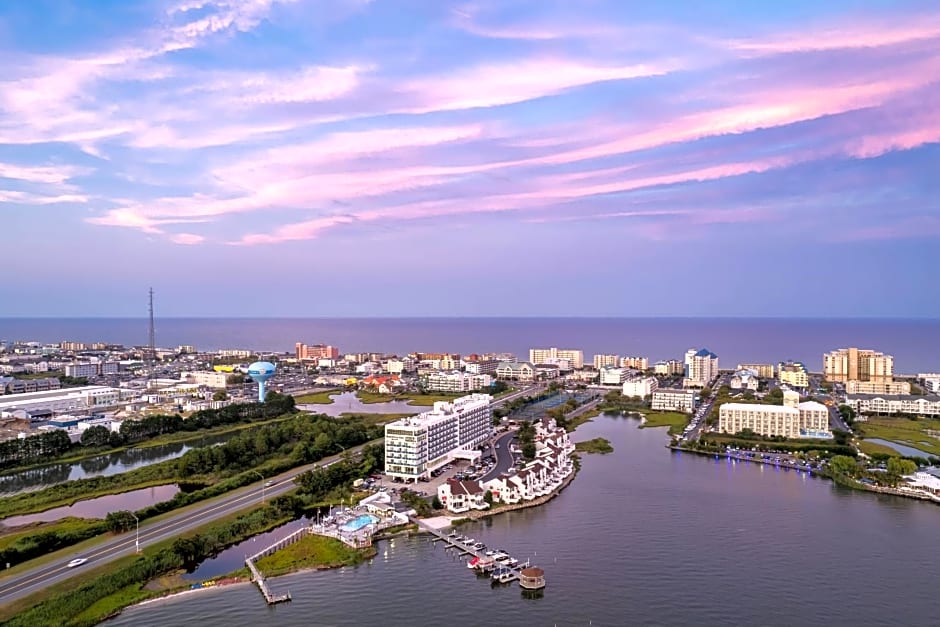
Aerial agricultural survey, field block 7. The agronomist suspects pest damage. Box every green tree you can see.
[80,425,111,448]
[212,389,228,401]
[830,455,858,475]
[105,510,137,533]
[483,490,493,505]
[431,495,443,510]
[887,457,917,476]
[838,404,856,425]
[522,441,536,461]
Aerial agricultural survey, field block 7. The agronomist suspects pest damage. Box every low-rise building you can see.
[0,376,61,395]
[187,371,230,388]
[845,380,912,395]
[495,361,535,382]
[651,388,697,413]
[437,478,488,513]
[622,376,658,399]
[599,367,630,386]
[845,394,940,417]
[730,369,760,391]
[653,360,684,376]
[483,422,574,505]
[425,371,492,393]
[777,361,809,389]
[464,359,500,375]
[0,386,131,416]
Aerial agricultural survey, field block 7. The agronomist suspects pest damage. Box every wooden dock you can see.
[411,517,532,583]
[245,527,310,605]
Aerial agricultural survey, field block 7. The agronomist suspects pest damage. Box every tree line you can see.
[0,393,296,471]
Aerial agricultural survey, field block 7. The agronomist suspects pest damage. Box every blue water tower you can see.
[247,361,276,402]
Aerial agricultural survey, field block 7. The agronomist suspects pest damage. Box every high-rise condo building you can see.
[295,343,340,360]
[593,354,620,369]
[823,347,894,383]
[683,348,719,387]
[529,348,584,369]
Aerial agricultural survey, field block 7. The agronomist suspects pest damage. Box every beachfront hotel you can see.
[384,393,492,482]
[823,347,894,384]
[718,390,831,438]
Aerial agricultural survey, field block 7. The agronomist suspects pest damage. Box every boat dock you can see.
[411,517,539,586]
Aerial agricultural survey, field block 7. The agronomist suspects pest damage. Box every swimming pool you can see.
[340,514,379,532]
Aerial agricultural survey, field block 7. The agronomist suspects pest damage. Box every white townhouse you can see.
[437,478,489,513]
[622,376,659,399]
[484,419,574,504]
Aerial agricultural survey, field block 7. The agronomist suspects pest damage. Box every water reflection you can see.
[0,432,238,497]
[184,516,314,581]
[1,484,180,527]
[297,392,421,416]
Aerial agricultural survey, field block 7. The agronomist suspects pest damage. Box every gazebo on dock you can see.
[519,567,545,590]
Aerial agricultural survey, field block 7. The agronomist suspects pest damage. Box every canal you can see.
[0,431,257,497]
[1,484,181,527]
[107,414,940,627]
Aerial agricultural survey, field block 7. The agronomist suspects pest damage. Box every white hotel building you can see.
[384,394,492,482]
[718,391,831,438]
[425,371,492,393]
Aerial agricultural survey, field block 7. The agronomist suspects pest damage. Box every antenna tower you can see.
[148,288,156,385]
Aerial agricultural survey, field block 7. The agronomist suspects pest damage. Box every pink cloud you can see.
[400,59,673,112]
[170,233,206,245]
[729,18,940,55]
[0,162,88,185]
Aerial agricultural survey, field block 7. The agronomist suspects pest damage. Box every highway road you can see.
[0,443,371,607]
[0,385,542,607]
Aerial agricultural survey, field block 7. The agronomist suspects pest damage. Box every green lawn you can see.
[859,417,940,456]
[254,533,375,577]
[574,438,614,454]
[293,389,341,404]
[637,411,691,435]
[355,391,462,406]
[857,440,901,457]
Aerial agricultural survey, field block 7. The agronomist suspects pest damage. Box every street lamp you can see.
[251,470,265,504]
[130,512,139,554]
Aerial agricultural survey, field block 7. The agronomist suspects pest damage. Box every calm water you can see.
[2,317,938,373]
[1,484,179,527]
[297,392,420,416]
[107,416,940,627]
[0,432,247,497]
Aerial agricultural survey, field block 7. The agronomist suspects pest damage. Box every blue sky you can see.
[1,0,938,317]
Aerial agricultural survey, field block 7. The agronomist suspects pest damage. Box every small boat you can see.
[505,558,520,568]
[473,542,486,551]
[492,552,510,561]
[467,556,480,569]
[484,550,496,557]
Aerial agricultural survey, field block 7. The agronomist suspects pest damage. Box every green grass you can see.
[565,408,599,431]
[859,417,940,456]
[293,389,341,404]
[337,412,416,426]
[355,391,461,406]
[857,440,901,457]
[574,438,614,454]
[637,411,691,435]
[0,517,104,552]
[253,533,376,577]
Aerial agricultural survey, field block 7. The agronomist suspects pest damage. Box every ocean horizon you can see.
[1,317,938,374]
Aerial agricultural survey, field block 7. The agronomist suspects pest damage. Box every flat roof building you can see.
[384,393,492,482]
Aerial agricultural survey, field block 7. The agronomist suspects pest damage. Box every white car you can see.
[67,558,88,568]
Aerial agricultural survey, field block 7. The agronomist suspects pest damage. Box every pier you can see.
[244,527,309,605]
[411,517,536,585]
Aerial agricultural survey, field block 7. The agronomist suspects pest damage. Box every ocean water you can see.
[1,317,937,373]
